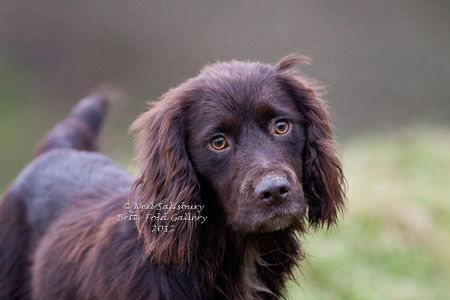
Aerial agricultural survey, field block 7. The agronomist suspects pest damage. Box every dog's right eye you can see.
[210,136,228,150]
[274,120,289,135]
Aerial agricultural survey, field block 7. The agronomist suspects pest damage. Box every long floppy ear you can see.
[130,85,201,265]
[276,54,346,228]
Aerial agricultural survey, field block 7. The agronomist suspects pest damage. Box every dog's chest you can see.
[238,244,274,300]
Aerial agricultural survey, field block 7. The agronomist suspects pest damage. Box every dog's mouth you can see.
[256,214,295,232]
[251,204,305,233]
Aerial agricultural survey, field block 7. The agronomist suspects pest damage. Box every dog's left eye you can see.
[210,135,228,150]
[274,120,289,135]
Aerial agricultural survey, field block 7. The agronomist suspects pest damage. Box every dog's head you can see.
[132,54,345,264]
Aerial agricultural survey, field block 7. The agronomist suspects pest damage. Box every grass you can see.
[288,128,450,300]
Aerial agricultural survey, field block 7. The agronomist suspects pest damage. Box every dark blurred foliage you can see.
[0,0,449,189]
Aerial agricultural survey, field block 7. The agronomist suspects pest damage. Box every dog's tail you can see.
[34,89,118,157]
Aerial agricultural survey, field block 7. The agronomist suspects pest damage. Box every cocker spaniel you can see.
[0,54,345,300]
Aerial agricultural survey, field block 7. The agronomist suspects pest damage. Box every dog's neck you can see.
[238,237,275,300]
[207,232,286,300]
[214,226,303,300]
[190,193,304,299]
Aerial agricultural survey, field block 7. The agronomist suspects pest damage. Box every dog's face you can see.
[132,55,345,263]
[185,65,307,232]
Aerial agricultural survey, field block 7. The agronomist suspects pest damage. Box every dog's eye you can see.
[274,120,289,135]
[210,135,228,150]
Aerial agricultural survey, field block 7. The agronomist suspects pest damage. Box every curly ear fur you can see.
[276,54,346,228]
[131,85,201,265]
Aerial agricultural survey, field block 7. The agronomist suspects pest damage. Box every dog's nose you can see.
[255,176,290,204]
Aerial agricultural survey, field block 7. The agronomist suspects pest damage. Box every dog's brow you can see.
[200,116,236,136]
[254,100,289,119]
[254,96,304,123]
[255,101,276,118]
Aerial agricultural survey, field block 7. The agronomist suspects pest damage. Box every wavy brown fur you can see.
[0,54,345,300]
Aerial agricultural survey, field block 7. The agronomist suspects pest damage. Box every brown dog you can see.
[0,54,345,300]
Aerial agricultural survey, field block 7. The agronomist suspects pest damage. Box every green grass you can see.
[288,128,450,300]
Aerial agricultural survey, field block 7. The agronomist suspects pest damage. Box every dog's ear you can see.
[276,54,346,228]
[130,85,201,265]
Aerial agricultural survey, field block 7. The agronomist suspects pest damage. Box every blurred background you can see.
[1,1,449,299]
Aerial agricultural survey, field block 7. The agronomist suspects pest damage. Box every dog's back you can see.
[0,93,133,299]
